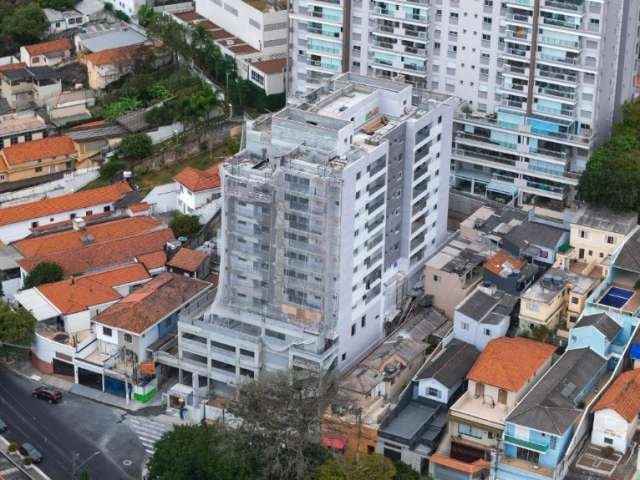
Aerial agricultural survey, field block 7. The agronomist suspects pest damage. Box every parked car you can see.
[31,386,62,404]
[0,417,7,433]
[19,443,43,463]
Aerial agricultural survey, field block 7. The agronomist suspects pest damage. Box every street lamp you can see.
[71,450,101,479]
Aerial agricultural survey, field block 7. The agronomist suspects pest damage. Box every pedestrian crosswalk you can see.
[128,417,173,456]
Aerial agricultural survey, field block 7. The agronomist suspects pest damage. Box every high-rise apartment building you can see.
[289,0,640,208]
[177,74,455,390]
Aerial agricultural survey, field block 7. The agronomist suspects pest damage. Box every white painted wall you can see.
[453,307,509,352]
[416,377,450,404]
[592,409,636,453]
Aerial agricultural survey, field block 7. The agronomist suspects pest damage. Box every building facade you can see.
[174,74,455,393]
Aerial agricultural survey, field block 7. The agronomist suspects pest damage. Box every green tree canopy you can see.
[118,133,153,161]
[0,3,47,53]
[39,0,78,9]
[147,424,257,480]
[0,302,37,347]
[313,454,397,480]
[137,4,156,27]
[24,261,64,289]
[169,214,201,238]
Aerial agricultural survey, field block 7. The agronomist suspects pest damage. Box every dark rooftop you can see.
[504,219,567,251]
[575,313,622,343]
[415,339,479,388]
[574,208,637,236]
[614,229,640,273]
[457,288,517,324]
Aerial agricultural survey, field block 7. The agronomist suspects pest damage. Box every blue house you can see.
[567,312,625,365]
[495,347,607,480]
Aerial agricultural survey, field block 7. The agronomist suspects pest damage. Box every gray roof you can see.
[441,248,486,275]
[574,208,637,236]
[79,29,146,53]
[117,110,149,133]
[416,339,479,387]
[457,288,517,324]
[614,230,640,273]
[575,313,621,342]
[1,66,60,82]
[67,124,127,141]
[504,220,567,251]
[507,348,606,435]
[380,401,439,441]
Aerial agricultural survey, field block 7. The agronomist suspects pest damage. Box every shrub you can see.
[8,443,18,452]
[169,214,201,238]
[24,262,64,289]
[23,457,33,466]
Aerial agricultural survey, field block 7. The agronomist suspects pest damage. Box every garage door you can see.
[52,359,74,378]
[104,376,128,398]
[77,368,102,390]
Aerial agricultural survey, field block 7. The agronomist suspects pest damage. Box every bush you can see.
[23,457,33,466]
[169,214,201,238]
[99,159,127,182]
[119,134,153,161]
[24,262,64,289]
[133,164,149,176]
[8,443,18,452]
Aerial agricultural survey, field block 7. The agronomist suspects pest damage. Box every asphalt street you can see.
[0,366,147,480]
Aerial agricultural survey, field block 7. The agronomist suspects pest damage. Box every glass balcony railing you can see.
[504,435,550,453]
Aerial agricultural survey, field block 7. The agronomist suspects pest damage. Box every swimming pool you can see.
[599,286,634,309]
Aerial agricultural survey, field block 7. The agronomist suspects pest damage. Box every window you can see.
[31,221,38,228]
[458,423,482,439]
[571,296,579,305]
[606,236,615,245]
[124,333,132,343]
[427,387,441,398]
[351,324,356,336]
[103,327,113,337]
[433,275,439,282]
[526,303,539,312]
[579,230,588,239]
[86,210,93,216]
[461,321,469,331]
[475,382,484,398]
[483,328,491,336]
[604,437,613,445]
[104,205,111,212]
[35,166,42,173]
[361,316,366,328]
[498,388,507,404]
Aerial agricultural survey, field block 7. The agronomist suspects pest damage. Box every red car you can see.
[32,386,62,404]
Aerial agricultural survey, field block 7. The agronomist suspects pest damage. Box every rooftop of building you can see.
[573,207,638,236]
[79,28,147,53]
[174,164,220,192]
[18,227,174,275]
[574,312,622,342]
[461,205,528,244]
[483,250,528,278]
[0,114,47,137]
[506,347,607,435]
[467,337,556,392]
[593,369,640,422]
[503,218,567,251]
[415,339,480,388]
[522,268,598,304]
[93,272,211,334]
[36,263,150,314]
[167,247,208,272]
[250,57,286,75]
[23,39,72,56]
[0,66,61,82]
[457,287,517,324]
[0,182,131,227]
[426,232,487,274]
[14,216,162,257]
[137,250,167,271]
[1,136,75,166]
[242,0,287,12]
[613,229,640,274]
[378,397,448,448]
[84,44,144,66]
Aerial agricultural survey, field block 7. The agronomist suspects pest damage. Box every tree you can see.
[24,262,64,289]
[0,3,47,51]
[0,302,37,347]
[39,0,78,9]
[78,471,91,480]
[169,214,201,238]
[227,371,330,480]
[102,97,142,122]
[119,133,153,161]
[147,424,256,480]
[313,454,397,480]
[137,4,156,27]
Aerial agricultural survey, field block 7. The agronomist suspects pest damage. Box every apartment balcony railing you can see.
[543,0,585,13]
[539,35,580,49]
[504,12,532,24]
[503,435,550,453]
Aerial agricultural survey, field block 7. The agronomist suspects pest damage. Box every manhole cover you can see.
[123,460,133,467]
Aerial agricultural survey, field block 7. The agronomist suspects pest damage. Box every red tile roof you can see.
[593,369,640,422]
[174,164,220,192]
[24,39,72,56]
[14,216,162,257]
[85,45,143,66]
[430,455,490,474]
[18,227,175,275]
[0,182,132,227]
[37,264,150,314]
[137,250,167,271]
[0,62,26,73]
[251,58,286,75]
[94,272,211,334]
[167,248,208,272]
[484,250,527,276]
[1,136,75,166]
[174,11,204,22]
[127,202,150,213]
[467,337,556,392]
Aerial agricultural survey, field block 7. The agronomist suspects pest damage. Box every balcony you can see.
[539,35,580,49]
[543,0,585,14]
[503,434,550,453]
[503,12,533,24]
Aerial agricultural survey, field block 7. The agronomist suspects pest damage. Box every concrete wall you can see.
[592,409,635,453]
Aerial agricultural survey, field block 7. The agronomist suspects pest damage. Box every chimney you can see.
[72,217,86,231]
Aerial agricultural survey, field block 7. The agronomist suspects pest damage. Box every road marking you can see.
[128,417,172,456]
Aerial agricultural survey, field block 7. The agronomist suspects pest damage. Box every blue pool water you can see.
[599,286,634,309]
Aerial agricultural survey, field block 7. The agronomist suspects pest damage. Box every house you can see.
[247,58,287,96]
[44,89,95,126]
[75,27,147,54]
[0,66,62,109]
[167,247,210,279]
[322,308,449,458]
[20,39,73,68]
[43,8,87,35]
[423,233,488,319]
[483,249,538,296]
[567,313,625,363]
[452,286,517,351]
[174,165,221,215]
[74,0,104,21]
[0,112,48,149]
[518,268,600,336]
[501,216,569,267]
[375,340,479,474]
[437,338,556,478]
[0,136,77,185]
[83,45,145,90]
[591,369,640,454]
[0,182,133,243]
[497,347,608,479]
[66,120,127,162]
[14,263,151,376]
[84,273,214,402]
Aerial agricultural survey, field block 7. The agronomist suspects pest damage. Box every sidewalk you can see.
[0,436,51,480]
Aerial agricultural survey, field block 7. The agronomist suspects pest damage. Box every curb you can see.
[0,435,52,480]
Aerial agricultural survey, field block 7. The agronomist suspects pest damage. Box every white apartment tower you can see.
[289,0,640,209]
[177,74,455,391]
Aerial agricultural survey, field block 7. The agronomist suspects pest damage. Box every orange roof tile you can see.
[593,369,640,422]
[14,216,161,257]
[467,337,556,391]
[1,136,75,166]
[94,272,211,334]
[430,455,490,474]
[167,248,208,272]
[70,120,106,130]
[18,227,175,275]
[174,11,204,22]
[137,250,167,271]
[85,45,143,66]
[24,39,72,56]
[0,182,132,227]
[127,202,150,213]
[174,164,220,192]
[251,58,286,75]
[0,62,26,73]
[37,264,150,314]
[484,250,527,276]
